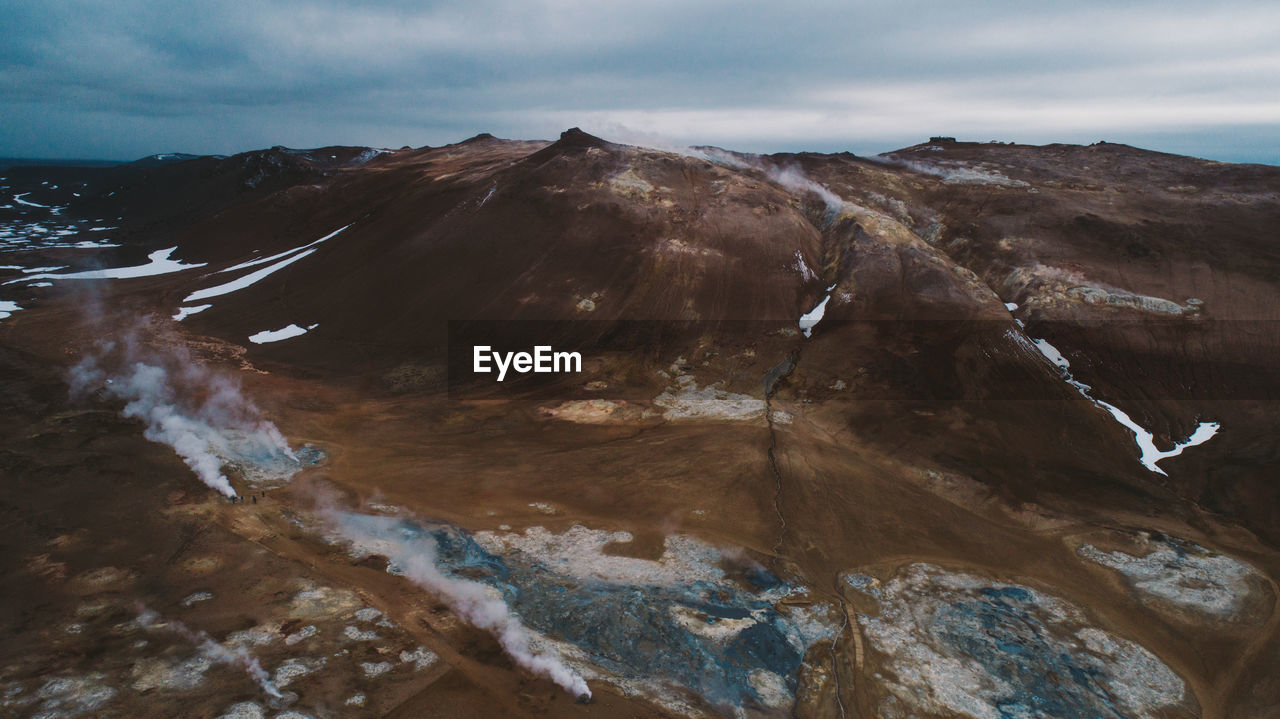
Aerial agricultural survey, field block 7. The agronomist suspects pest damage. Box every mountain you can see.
[0,130,1277,718]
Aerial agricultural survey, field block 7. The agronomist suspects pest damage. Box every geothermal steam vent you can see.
[1,127,1274,719]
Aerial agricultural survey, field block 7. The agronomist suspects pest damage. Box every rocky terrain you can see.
[0,130,1277,718]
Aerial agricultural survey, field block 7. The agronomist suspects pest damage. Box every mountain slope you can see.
[0,132,1278,719]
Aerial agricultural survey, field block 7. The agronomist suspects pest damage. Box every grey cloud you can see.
[0,0,1276,162]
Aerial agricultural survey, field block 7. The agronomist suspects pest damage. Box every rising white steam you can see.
[869,154,1029,187]
[696,147,848,216]
[329,512,591,700]
[598,126,849,217]
[136,607,283,698]
[763,163,848,217]
[69,335,297,497]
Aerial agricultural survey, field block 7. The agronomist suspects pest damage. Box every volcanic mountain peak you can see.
[553,126,610,150]
[1,129,1278,718]
[459,132,497,144]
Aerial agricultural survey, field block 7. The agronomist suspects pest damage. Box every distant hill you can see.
[0,157,123,171]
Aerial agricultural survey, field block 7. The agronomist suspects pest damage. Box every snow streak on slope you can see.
[7,247,206,283]
[799,285,836,338]
[184,250,315,303]
[13,192,54,209]
[172,305,212,321]
[249,323,317,344]
[217,224,351,274]
[1023,333,1218,475]
[1090,400,1219,475]
[183,225,350,304]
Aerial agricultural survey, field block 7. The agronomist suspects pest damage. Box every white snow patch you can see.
[1004,302,1018,311]
[13,192,51,208]
[173,304,212,322]
[249,324,312,344]
[1023,332,1218,475]
[217,224,350,274]
[793,250,818,282]
[1092,401,1219,476]
[10,247,206,283]
[0,300,21,320]
[186,250,315,302]
[799,285,836,338]
[1032,338,1071,371]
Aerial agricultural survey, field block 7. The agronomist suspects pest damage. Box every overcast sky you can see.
[2,0,1277,163]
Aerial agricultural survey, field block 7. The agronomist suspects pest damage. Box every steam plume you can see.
[328,511,592,699]
[136,607,283,698]
[69,331,298,497]
[869,153,1029,187]
[696,148,848,217]
[597,125,849,217]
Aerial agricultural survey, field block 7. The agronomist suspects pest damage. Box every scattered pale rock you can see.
[1078,535,1264,620]
[226,623,280,647]
[288,584,361,620]
[216,701,265,719]
[399,646,438,670]
[853,563,1187,719]
[131,655,212,692]
[343,625,380,642]
[354,607,382,622]
[181,591,214,607]
[474,525,726,587]
[272,657,325,688]
[654,383,765,422]
[30,674,116,717]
